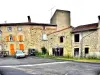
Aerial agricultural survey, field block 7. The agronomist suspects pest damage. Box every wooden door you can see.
[19,44,24,50]
[10,44,15,55]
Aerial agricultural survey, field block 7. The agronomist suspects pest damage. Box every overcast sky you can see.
[0,0,100,27]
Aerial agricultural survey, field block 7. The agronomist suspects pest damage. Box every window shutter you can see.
[13,36,16,41]
[19,35,23,42]
[6,36,9,41]
[18,35,21,41]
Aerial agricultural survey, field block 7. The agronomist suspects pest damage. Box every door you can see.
[19,44,24,50]
[74,48,79,57]
[10,44,15,55]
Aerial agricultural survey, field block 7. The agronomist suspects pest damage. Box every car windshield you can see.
[16,51,23,54]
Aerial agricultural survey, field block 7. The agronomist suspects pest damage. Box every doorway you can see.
[74,48,79,57]
[10,44,15,55]
[52,47,63,56]
[19,44,24,50]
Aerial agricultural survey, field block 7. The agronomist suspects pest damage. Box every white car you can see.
[15,50,26,58]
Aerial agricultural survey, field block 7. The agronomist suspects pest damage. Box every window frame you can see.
[9,34,13,41]
[7,26,12,31]
[18,35,23,42]
[74,34,80,42]
[60,36,64,43]
[17,26,22,31]
[85,47,89,54]
[42,33,48,41]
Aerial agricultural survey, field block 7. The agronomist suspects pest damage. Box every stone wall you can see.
[48,27,72,56]
[0,25,31,55]
[72,30,98,57]
[30,25,56,52]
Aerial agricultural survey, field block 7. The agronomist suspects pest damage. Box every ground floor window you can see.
[52,47,63,56]
[85,47,89,54]
[74,48,79,57]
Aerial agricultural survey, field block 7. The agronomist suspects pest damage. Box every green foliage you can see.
[35,51,42,56]
[41,47,47,55]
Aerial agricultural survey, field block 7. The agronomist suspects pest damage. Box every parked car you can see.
[15,50,26,58]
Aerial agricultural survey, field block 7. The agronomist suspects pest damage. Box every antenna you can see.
[49,6,55,17]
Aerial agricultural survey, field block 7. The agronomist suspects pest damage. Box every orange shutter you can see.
[19,44,24,50]
[13,36,16,41]
[10,44,15,55]
[6,36,9,41]
[18,35,23,42]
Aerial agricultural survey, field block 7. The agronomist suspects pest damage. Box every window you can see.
[18,35,23,42]
[17,26,22,31]
[6,35,16,42]
[42,33,47,41]
[9,34,13,41]
[7,26,12,31]
[74,34,79,42]
[60,36,64,43]
[85,48,89,54]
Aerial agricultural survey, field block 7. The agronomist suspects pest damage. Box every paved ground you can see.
[0,56,100,75]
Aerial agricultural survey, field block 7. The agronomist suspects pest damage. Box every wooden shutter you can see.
[13,36,16,41]
[6,36,9,41]
[19,35,23,42]
[10,44,15,55]
[19,44,24,50]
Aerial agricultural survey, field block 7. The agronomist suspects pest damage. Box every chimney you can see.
[27,16,31,23]
[98,16,100,21]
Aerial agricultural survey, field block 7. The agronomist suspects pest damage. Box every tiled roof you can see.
[0,22,57,26]
[72,23,98,33]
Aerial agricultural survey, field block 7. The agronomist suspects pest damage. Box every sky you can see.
[0,0,100,27]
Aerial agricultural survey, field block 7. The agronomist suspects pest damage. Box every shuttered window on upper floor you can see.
[18,35,23,42]
[6,35,16,42]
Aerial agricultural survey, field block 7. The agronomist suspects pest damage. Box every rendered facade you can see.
[0,9,100,57]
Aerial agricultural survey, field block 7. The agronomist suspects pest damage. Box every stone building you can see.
[0,9,72,56]
[72,23,98,57]
[0,9,100,57]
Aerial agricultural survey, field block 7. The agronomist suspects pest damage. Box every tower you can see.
[50,9,71,30]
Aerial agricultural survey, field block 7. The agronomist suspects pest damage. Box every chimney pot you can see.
[27,16,31,23]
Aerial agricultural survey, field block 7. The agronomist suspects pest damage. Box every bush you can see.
[35,51,42,56]
[41,47,47,55]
